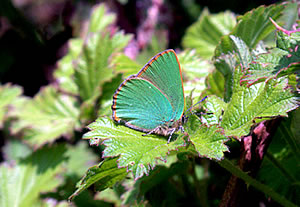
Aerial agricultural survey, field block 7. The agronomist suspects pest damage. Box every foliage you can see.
[0,2,299,207]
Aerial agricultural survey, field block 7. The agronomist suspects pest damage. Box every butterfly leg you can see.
[142,128,157,136]
[167,128,176,144]
[179,125,184,133]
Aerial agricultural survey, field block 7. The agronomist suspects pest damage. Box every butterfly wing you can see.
[112,77,174,132]
[137,49,184,122]
[112,49,184,132]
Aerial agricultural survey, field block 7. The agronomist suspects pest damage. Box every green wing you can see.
[112,78,174,131]
[137,49,184,121]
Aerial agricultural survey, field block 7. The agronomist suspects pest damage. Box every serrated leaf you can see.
[219,66,299,138]
[183,9,236,59]
[69,157,128,200]
[54,39,83,95]
[215,4,285,57]
[11,86,80,148]
[241,31,300,86]
[74,31,132,103]
[0,144,67,207]
[186,115,228,160]
[54,4,132,105]
[0,84,22,125]
[83,117,186,179]
[88,4,116,33]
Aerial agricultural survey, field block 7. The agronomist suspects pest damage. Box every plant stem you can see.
[219,158,297,207]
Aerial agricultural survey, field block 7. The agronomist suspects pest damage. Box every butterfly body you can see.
[112,49,184,140]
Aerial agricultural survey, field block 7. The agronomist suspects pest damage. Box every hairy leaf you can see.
[215,4,285,57]
[0,84,22,126]
[69,157,127,200]
[241,30,300,86]
[11,86,80,148]
[83,118,186,179]
[185,115,228,160]
[204,66,299,139]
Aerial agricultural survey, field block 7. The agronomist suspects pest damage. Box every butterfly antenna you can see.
[184,96,208,115]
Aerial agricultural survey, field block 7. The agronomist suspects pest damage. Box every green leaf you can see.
[123,159,191,206]
[215,4,285,57]
[88,4,116,33]
[201,95,226,125]
[65,141,98,177]
[186,115,228,160]
[111,53,142,77]
[74,33,114,101]
[241,31,300,86]
[69,157,128,201]
[212,66,299,139]
[0,84,22,125]
[83,117,186,179]
[11,86,80,148]
[54,39,83,95]
[0,144,67,207]
[54,4,132,104]
[214,52,237,101]
[74,31,132,104]
[2,140,32,162]
[182,9,236,59]
[178,49,214,80]
[203,69,225,98]
[178,49,214,99]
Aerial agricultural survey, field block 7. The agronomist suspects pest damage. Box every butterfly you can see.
[111,49,185,142]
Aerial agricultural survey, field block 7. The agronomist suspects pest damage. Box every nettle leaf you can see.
[0,144,67,207]
[215,3,285,57]
[183,9,236,59]
[186,116,229,160]
[74,30,132,105]
[214,35,252,100]
[241,30,300,86]
[69,157,128,201]
[211,66,299,139]
[74,33,115,101]
[54,39,83,95]
[88,4,116,33]
[0,84,22,125]
[54,4,132,104]
[11,86,80,148]
[83,117,186,179]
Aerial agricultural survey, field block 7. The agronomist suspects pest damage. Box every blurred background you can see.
[0,0,278,96]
